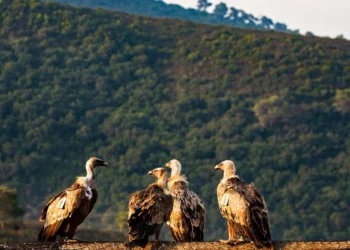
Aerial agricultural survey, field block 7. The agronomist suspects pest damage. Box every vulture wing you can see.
[39,190,66,222]
[127,184,173,247]
[168,179,205,241]
[243,183,271,247]
[37,184,90,242]
[186,190,206,240]
[88,189,98,213]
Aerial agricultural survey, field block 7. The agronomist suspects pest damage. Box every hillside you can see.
[0,0,350,241]
[46,0,299,34]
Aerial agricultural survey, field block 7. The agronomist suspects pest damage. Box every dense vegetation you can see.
[1,0,349,241]
[0,186,24,220]
[46,0,299,34]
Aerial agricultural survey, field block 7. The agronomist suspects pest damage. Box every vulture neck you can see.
[85,162,95,187]
[171,166,181,177]
[156,174,167,188]
[223,167,236,180]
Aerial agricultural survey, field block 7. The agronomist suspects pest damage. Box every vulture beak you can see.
[214,165,219,170]
[165,162,170,168]
[100,161,109,168]
[93,159,109,168]
[148,171,153,175]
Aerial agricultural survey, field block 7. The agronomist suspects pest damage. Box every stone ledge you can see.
[1,241,350,250]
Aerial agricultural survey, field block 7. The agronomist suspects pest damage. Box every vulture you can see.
[37,157,108,242]
[215,160,272,249]
[126,168,173,248]
[165,159,206,241]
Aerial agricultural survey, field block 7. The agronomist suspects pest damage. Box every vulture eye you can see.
[220,163,223,166]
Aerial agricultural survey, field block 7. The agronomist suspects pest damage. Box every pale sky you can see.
[163,0,350,38]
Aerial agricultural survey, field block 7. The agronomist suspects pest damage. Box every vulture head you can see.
[148,168,168,187]
[148,167,166,178]
[87,157,109,169]
[80,157,108,186]
[165,159,181,176]
[215,160,236,178]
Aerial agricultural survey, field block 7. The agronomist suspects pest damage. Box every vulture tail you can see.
[37,222,62,242]
[193,226,204,241]
[37,226,45,242]
[37,226,57,242]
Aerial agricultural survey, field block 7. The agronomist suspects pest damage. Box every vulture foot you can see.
[64,239,79,243]
[236,236,245,242]
[220,239,245,245]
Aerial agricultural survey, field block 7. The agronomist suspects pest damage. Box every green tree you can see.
[252,95,287,128]
[261,16,273,28]
[333,88,350,114]
[197,0,212,12]
[0,186,25,220]
[213,2,228,18]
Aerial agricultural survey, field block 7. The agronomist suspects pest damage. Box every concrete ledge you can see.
[1,241,350,250]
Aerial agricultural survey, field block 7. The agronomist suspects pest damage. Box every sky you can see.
[163,0,350,38]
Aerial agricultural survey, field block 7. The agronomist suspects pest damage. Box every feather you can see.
[217,176,272,248]
[37,158,106,242]
[167,175,206,242]
[57,197,67,209]
[126,168,173,248]
[221,193,230,206]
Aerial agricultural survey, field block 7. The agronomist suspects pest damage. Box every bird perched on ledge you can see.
[37,157,108,242]
[215,160,272,249]
[126,168,173,248]
[165,159,206,242]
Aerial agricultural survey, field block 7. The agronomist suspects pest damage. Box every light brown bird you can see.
[126,168,173,248]
[165,159,206,241]
[215,160,272,249]
[37,157,108,242]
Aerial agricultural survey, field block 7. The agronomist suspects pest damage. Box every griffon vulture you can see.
[126,168,173,248]
[37,157,108,242]
[165,159,206,241]
[215,160,271,249]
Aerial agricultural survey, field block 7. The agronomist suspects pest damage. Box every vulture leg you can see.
[64,228,79,243]
[228,222,236,240]
[155,228,161,242]
[220,222,236,245]
[220,222,243,245]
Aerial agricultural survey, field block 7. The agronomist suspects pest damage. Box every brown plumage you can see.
[126,168,173,248]
[37,157,108,242]
[215,160,272,249]
[165,159,206,242]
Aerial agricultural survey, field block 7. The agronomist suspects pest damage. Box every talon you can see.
[64,239,78,243]
[220,239,237,245]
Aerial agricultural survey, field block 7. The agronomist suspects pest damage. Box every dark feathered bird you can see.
[165,159,206,242]
[37,157,108,242]
[215,160,272,249]
[126,168,173,248]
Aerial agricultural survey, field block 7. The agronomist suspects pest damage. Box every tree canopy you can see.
[46,0,299,34]
[0,186,25,220]
[213,2,228,18]
[197,0,212,12]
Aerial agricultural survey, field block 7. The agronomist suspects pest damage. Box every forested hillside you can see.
[46,0,299,34]
[0,0,349,241]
